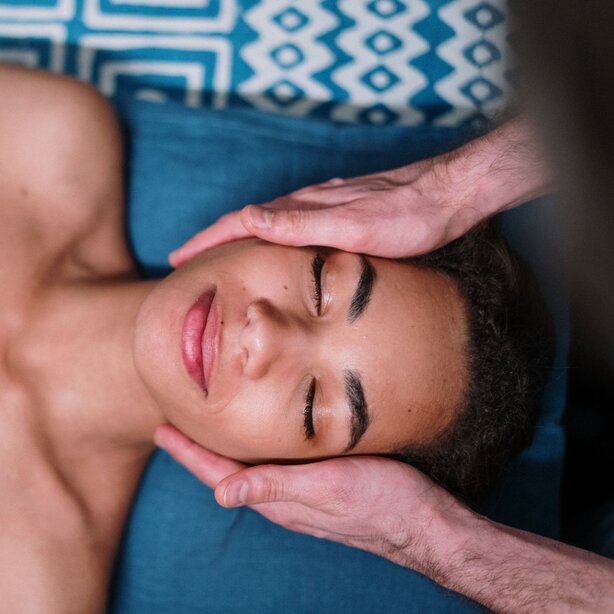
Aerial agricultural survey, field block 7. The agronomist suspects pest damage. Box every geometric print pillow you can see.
[0,0,513,127]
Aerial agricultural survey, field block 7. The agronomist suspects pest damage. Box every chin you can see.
[133,279,186,411]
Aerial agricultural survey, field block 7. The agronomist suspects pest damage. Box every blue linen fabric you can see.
[109,96,567,614]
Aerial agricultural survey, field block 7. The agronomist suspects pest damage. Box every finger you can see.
[154,425,246,487]
[240,204,367,252]
[214,462,336,508]
[168,211,253,268]
[289,184,361,205]
[291,177,346,195]
[290,172,390,196]
[260,194,341,212]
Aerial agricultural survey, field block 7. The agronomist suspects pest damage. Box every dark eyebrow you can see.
[343,369,370,452]
[348,255,376,322]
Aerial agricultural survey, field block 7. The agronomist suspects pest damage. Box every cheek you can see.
[183,386,300,461]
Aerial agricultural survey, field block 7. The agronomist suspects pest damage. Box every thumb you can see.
[241,205,362,251]
[215,464,323,508]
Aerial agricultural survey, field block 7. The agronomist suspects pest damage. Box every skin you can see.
[135,240,468,463]
[0,65,468,612]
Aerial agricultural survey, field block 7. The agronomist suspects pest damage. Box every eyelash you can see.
[311,253,324,315]
[304,378,316,440]
[304,253,324,441]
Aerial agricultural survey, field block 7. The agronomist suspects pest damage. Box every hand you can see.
[154,425,614,614]
[154,424,469,575]
[169,117,549,267]
[169,160,473,265]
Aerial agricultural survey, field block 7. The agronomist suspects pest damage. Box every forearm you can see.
[407,508,614,614]
[437,116,554,218]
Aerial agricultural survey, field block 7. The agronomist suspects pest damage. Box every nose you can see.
[239,300,308,379]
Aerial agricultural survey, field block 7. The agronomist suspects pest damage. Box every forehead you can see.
[346,257,468,453]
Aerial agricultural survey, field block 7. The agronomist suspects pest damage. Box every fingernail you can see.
[248,207,272,229]
[223,480,248,507]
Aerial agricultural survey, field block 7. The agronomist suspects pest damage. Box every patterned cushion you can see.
[0,0,511,126]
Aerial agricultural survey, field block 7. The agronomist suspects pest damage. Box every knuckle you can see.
[342,218,369,251]
[409,218,436,254]
[279,208,307,234]
[289,187,312,199]
[258,474,286,502]
[309,527,330,540]
[285,519,303,533]
[335,204,359,224]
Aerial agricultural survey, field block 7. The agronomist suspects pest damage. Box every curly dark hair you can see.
[386,220,555,502]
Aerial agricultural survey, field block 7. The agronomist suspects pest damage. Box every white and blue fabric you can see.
[0,0,512,126]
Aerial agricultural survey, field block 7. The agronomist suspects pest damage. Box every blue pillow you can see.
[110,97,567,614]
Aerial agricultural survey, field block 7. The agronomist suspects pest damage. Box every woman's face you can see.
[134,240,468,462]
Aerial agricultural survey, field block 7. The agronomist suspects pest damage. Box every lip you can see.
[201,293,219,393]
[181,290,217,393]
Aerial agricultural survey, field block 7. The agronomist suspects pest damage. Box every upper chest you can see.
[0,404,113,612]
[0,376,101,578]
[0,350,132,532]
[0,361,142,612]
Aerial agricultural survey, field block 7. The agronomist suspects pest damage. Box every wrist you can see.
[378,488,486,581]
[439,118,553,220]
[419,501,490,583]
[422,510,614,614]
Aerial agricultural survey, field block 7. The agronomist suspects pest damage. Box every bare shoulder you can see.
[0,65,132,277]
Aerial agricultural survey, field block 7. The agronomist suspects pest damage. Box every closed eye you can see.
[311,253,324,314]
[304,252,325,440]
[304,378,316,440]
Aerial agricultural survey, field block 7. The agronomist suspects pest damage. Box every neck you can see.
[34,275,165,458]
[11,274,170,559]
